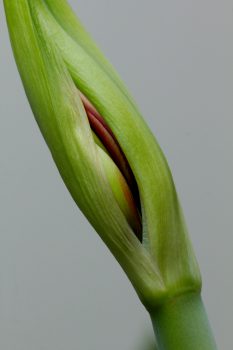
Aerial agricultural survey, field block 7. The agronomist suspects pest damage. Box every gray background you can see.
[0,0,232,349]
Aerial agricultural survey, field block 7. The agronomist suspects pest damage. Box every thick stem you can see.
[150,293,217,350]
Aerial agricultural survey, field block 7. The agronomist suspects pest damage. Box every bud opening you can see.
[79,91,142,240]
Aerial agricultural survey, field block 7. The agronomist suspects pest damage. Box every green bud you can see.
[4,0,201,308]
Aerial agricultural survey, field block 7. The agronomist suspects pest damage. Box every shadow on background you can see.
[134,332,158,350]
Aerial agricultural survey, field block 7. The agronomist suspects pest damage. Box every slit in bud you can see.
[79,91,142,241]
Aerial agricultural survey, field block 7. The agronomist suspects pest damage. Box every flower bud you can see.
[4,0,201,308]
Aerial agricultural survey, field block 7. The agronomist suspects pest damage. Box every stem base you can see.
[150,293,217,350]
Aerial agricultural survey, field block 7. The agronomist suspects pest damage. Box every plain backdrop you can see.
[0,1,232,349]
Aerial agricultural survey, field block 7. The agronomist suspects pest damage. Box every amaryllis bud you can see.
[4,0,201,309]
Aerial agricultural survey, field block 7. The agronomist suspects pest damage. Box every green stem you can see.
[150,293,217,350]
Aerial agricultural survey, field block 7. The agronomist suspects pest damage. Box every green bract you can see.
[4,0,201,308]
